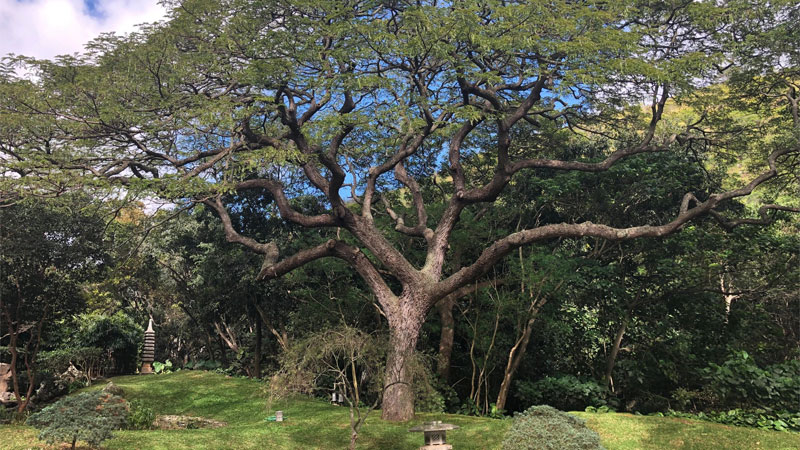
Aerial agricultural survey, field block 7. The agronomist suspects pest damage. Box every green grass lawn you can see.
[2,370,799,449]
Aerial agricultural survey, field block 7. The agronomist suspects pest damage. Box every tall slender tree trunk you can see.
[253,311,262,379]
[436,280,503,383]
[216,334,228,366]
[1,306,22,410]
[719,273,739,324]
[436,296,456,382]
[20,313,45,412]
[381,301,425,421]
[495,316,536,411]
[6,324,20,408]
[604,311,630,392]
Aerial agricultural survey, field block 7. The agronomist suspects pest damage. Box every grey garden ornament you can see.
[141,319,155,374]
[409,421,459,450]
[0,363,15,404]
[331,381,345,405]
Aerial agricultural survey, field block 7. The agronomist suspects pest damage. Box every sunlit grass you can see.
[574,411,800,450]
[2,371,798,449]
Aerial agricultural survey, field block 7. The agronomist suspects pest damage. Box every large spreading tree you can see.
[1,0,798,420]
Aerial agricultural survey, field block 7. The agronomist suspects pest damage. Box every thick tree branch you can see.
[391,161,433,240]
[710,204,800,229]
[433,146,797,301]
[257,239,395,306]
[202,197,279,259]
[235,178,338,228]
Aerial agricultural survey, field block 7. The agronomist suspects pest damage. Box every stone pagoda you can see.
[141,319,155,374]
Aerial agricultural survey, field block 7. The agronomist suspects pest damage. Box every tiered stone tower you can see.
[141,319,155,374]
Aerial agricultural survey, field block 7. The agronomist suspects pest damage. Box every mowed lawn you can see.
[2,371,799,449]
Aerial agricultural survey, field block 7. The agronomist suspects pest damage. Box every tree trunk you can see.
[254,304,290,351]
[604,311,630,392]
[436,280,503,383]
[20,314,45,412]
[495,266,551,412]
[495,316,536,411]
[719,273,739,324]
[381,305,424,421]
[216,334,228,366]
[254,312,262,379]
[349,430,359,450]
[1,306,21,410]
[7,325,20,409]
[436,296,456,382]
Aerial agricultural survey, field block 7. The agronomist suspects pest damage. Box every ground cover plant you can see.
[2,371,799,450]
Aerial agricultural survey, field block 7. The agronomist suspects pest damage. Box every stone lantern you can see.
[141,319,155,374]
[409,421,459,450]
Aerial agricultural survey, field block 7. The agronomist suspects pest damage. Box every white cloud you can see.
[0,0,166,60]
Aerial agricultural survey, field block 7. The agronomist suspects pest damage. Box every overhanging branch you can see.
[434,145,798,301]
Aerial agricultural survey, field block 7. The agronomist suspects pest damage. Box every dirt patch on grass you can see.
[153,415,227,430]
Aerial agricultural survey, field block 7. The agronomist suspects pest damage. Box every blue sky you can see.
[0,0,166,59]
[82,0,104,18]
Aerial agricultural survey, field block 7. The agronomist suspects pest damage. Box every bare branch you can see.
[710,204,800,229]
[434,146,798,301]
[258,239,395,306]
[202,196,279,259]
[235,179,338,228]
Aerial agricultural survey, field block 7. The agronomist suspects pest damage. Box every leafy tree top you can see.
[2,0,797,422]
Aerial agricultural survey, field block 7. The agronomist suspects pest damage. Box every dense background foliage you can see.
[0,0,798,437]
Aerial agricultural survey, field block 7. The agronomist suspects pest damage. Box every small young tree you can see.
[26,391,129,449]
[270,326,385,450]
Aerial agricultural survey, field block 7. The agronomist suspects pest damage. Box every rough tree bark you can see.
[435,296,456,382]
[381,299,426,421]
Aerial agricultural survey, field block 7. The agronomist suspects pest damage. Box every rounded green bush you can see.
[126,400,156,430]
[26,391,128,449]
[502,405,605,450]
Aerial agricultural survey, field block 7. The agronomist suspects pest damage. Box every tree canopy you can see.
[1,0,798,420]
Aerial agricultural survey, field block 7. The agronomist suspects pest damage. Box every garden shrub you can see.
[73,312,143,375]
[703,351,800,412]
[411,357,446,413]
[32,347,105,403]
[38,347,104,381]
[153,360,173,374]
[502,405,605,450]
[414,379,446,413]
[0,405,12,424]
[515,375,607,412]
[126,400,156,430]
[185,359,222,371]
[663,408,800,432]
[26,390,128,449]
